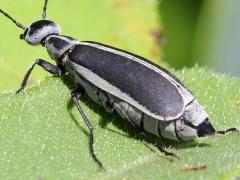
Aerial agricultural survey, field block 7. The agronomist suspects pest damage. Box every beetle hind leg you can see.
[143,133,179,160]
[71,88,103,168]
[127,117,179,160]
[216,127,239,135]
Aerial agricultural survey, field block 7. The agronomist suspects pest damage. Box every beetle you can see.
[0,0,237,167]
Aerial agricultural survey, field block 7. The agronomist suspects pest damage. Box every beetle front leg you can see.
[71,88,103,168]
[16,59,65,94]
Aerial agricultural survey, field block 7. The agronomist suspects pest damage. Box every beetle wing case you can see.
[66,42,194,121]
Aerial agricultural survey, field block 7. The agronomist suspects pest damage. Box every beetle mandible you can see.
[0,0,237,167]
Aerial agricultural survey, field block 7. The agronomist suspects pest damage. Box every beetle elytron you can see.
[0,0,237,167]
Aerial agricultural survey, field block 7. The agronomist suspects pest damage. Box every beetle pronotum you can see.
[0,0,237,167]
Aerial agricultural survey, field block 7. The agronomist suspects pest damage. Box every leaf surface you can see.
[0,66,239,179]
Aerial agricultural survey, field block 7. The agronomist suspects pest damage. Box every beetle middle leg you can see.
[71,88,103,168]
[16,59,65,94]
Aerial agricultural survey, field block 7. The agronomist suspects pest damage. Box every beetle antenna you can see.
[42,0,48,19]
[0,9,25,29]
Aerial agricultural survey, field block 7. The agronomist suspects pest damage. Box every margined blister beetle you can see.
[0,0,238,168]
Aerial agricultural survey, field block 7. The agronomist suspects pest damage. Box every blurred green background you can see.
[0,0,239,91]
[160,0,240,76]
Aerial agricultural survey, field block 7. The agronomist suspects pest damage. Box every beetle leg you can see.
[71,88,103,168]
[16,59,65,94]
[216,127,239,135]
[127,117,179,159]
[153,140,179,159]
[97,90,114,113]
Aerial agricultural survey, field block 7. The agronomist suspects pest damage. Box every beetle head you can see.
[159,100,216,141]
[20,20,61,45]
[0,0,60,45]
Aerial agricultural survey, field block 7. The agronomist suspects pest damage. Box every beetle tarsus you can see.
[216,128,239,135]
[71,89,103,168]
[89,128,103,169]
[153,142,179,159]
[160,148,179,159]
[15,87,25,94]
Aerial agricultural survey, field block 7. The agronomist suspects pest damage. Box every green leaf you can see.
[0,66,239,179]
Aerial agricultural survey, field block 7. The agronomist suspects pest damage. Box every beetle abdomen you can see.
[68,42,185,120]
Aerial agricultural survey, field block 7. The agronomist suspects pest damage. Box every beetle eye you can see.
[20,28,28,40]
[20,34,24,39]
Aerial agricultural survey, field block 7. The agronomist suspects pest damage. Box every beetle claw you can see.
[15,87,25,94]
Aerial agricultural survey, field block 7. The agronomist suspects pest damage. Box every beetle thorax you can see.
[44,35,79,60]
